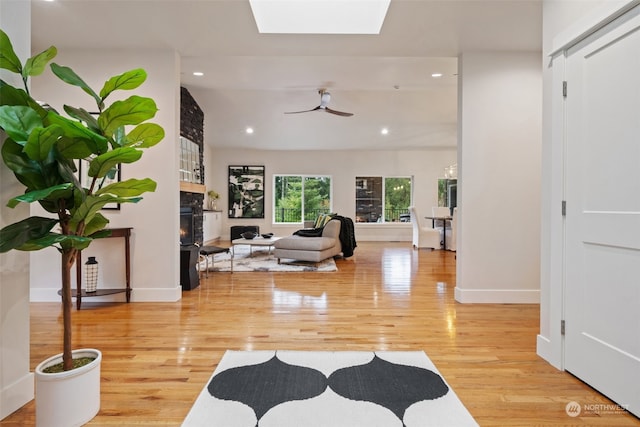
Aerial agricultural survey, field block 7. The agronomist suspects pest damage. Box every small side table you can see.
[72,227,132,310]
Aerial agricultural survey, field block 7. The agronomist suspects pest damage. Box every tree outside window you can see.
[274,175,331,223]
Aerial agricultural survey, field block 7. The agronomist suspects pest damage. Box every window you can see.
[179,136,201,183]
[274,175,332,223]
[355,176,412,223]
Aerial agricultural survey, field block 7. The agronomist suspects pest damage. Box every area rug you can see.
[200,247,337,273]
[182,350,478,427]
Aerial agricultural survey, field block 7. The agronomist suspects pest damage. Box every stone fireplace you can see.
[179,87,205,291]
[179,86,205,246]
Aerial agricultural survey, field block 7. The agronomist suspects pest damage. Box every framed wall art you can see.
[228,165,265,218]
[79,159,122,210]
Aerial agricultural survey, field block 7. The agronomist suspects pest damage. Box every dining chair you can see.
[408,206,441,250]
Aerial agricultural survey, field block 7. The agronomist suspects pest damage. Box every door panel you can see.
[564,4,640,417]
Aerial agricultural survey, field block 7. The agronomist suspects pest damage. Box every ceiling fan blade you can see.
[284,106,322,114]
[325,107,354,117]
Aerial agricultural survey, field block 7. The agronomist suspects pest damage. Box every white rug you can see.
[200,247,337,273]
[182,350,478,427]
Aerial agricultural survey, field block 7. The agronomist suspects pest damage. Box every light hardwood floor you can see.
[2,242,638,426]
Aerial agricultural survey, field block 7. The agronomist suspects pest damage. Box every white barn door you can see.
[564,4,640,417]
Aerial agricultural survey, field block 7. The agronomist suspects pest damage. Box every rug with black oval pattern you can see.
[182,350,478,427]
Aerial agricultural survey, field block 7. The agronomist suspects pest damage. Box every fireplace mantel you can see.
[180,182,205,194]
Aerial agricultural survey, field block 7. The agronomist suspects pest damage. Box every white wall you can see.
[205,148,456,241]
[0,1,35,419]
[455,52,542,303]
[29,49,182,303]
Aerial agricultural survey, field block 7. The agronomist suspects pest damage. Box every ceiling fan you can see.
[285,89,354,117]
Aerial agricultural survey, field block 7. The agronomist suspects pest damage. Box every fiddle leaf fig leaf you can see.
[46,112,109,156]
[0,137,48,189]
[112,125,126,148]
[0,80,31,107]
[63,105,100,132]
[126,123,164,148]
[23,125,63,161]
[98,96,157,138]
[50,63,102,108]
[0,29,22,74]
[6,183,73,208]
[0,216,58,253]
[70,194,142,231]
[95,178,157,197]
[99,68,146,100]
[87,147,142,178]
[83,212,110,236]
[24,46,57,77]
[23,233,92,251]
[0,105,43,144]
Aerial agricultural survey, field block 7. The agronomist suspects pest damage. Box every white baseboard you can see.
[454,287,540,303]
[0,372,33,420]
[30,286,182,303]
[131,286,182,302]
[536,334,552,359]
[537,334,563,370]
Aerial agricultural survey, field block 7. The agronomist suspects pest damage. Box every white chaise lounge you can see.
[273,219,342,263]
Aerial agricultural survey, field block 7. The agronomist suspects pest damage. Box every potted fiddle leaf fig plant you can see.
[0,29,164,426]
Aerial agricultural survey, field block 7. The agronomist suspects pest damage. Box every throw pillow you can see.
[313,213,327,229]
[313,213,335,229]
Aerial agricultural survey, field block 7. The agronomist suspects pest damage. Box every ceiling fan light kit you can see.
[285,89,354,117]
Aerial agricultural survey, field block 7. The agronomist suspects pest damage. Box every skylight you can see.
[249,0,391,34]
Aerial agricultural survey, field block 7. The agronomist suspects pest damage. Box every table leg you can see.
[443,225,447,250]
[124,232,131,302]
[75,253,82,310]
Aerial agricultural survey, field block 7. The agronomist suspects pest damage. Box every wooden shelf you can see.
[180,182,206,194]
[61,289,127,298]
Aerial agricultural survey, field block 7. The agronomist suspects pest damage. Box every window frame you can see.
[355,175,413,224]
[273,174,333,224]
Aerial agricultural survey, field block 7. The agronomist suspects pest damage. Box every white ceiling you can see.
[31,0,542,151]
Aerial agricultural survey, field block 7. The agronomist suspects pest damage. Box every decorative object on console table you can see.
[208,189,219,211]
[228,165,265,218]
[85,257,99,293]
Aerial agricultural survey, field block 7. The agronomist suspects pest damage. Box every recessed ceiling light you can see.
[249,0,390,34]
[381,128,389,135]
[245,127,254,134]
[431,73,443,78]
[193,72,204,77]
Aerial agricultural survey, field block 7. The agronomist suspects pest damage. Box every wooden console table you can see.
[72,227,132,309]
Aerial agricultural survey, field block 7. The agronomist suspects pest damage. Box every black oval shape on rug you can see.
[327,355,449,422]
[208,355,328,422]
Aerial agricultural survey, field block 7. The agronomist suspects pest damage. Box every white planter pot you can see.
[35,348,102,427]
